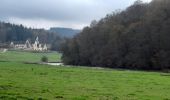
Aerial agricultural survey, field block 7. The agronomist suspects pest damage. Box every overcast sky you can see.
[0,0,151,29]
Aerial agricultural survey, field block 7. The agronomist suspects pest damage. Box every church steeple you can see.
[35,36,39,44]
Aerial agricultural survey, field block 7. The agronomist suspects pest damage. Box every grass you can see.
[0,51,61,63]
[0,62,170,100]
[0,51,170,100]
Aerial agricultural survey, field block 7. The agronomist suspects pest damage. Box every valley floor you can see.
[0,62,170,100]
[0,51,61,63]
[0,51,170,100]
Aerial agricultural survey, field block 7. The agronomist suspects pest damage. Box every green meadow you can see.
[0,51,61,63]
[0,51,170,100]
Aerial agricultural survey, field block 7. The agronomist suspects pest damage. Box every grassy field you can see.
[0,51,61,62]
[0,51,170,100]
[0,62,170,100]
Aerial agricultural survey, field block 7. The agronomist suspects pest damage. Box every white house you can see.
[11,36,48,51]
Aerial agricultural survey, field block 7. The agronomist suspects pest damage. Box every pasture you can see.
[0,51,61,63]
[0,51,170,100]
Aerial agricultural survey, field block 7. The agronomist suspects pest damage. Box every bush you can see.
[41,56,48,62]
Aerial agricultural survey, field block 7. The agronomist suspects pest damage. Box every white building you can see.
[11,36,48,51]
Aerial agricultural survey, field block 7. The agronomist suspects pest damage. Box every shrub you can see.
[41,56,48,62]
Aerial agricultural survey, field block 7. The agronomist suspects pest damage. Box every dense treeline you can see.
[61,0,170,70]
[0,22,62,50]
[0,22,31,43]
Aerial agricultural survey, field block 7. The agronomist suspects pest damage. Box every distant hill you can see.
[49,27,81,38]
[0,22,60,44]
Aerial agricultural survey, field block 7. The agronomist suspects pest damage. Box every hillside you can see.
[0,22,61,44]
[61,0,170,70]
[49,27,81,38]
[0,22,64,50]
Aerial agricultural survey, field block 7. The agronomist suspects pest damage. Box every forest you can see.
[61,0,170,70]
[0,22,63,50]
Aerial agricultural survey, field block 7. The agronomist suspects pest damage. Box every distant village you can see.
[10,37,48,51]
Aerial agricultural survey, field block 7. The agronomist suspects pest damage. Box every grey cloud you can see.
[0,0,151,29]
[0,0,134,21]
